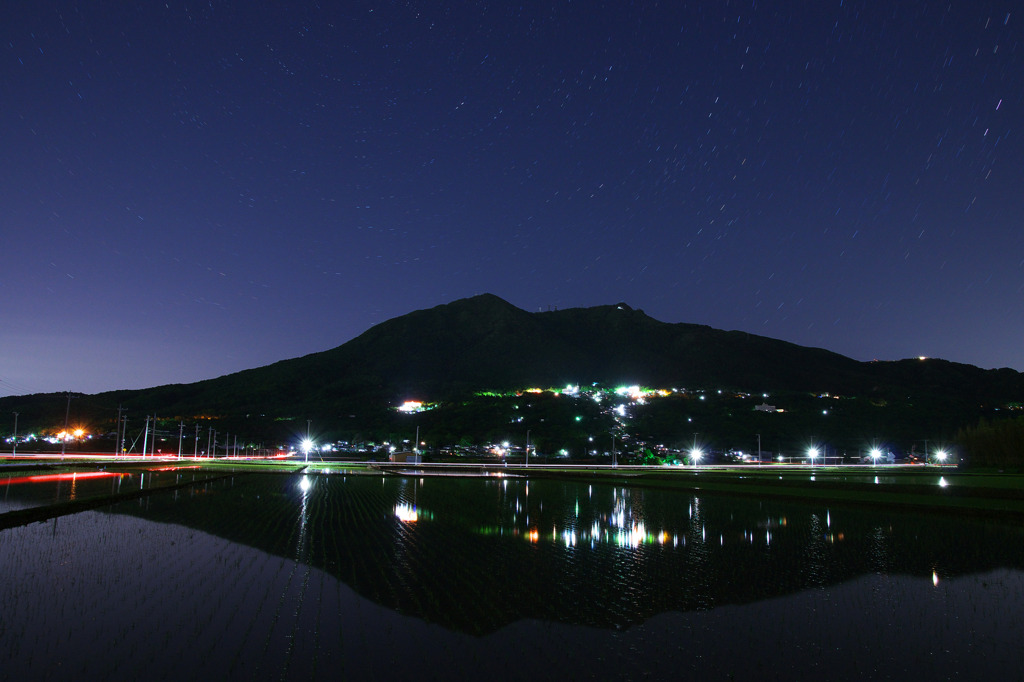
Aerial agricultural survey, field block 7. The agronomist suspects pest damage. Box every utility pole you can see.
[142,416,151,457]
[61,392,73,458]
[152,415,158,456]
[120,417,128,455]
[194,424,200,458]
[207,427,212,458]
[757,433,761,466]
[178,421,185,459]
[526,429,530,467]
[11,412,18,455]
[115,405,125,456]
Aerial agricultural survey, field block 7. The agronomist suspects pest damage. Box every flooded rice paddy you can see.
[0,465,221,514]
[2,470,1023,679]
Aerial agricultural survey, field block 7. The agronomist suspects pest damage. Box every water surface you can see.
[2,473,1022,679]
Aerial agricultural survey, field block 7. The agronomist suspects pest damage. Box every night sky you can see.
[2,1,1022,396]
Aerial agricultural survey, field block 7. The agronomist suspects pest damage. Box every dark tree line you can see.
[956,415,1024,469]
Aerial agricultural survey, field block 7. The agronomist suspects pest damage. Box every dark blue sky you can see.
[2,1,1022,395]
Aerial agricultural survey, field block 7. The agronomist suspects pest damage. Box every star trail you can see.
[2,1,1021,395]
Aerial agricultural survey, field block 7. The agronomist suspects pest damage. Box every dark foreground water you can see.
[2,472,1023,680]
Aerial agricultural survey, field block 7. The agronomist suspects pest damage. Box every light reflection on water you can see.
[2,473,1024,679]
[0,466,224,515]
[450,479,807,564]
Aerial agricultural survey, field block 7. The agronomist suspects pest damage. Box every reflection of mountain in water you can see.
[105,473,1024,636]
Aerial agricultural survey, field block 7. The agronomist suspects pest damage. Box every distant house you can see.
[754,403,776,412]
[389,451,422,463]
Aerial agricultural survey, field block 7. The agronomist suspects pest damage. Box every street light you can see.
[305,419,312,462]
[691,447,703,467]
[935,449,949,465]
[870,448,882,465]
[808,447,819,466]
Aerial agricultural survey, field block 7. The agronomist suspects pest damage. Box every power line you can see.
[0,375,44,397]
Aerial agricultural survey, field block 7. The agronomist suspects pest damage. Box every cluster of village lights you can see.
[56,429,86,442]
[8,405,954,466]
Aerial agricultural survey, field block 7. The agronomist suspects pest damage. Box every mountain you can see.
[107,293,870,414]
[3,294,1023,452]
[186,292,1019,401]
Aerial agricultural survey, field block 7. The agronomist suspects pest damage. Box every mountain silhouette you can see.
[3,294,1021,451]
